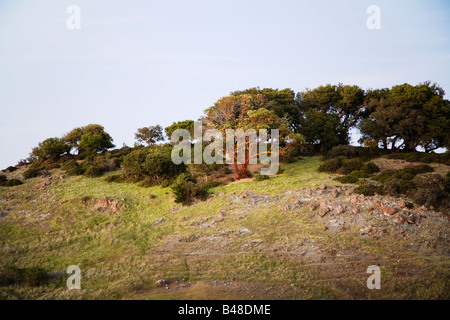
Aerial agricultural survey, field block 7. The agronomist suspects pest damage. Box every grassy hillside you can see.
[0,156,449,299]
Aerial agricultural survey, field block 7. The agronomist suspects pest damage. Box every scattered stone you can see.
[237,215,245,220]
[375,201,383,207]
[319,209,328,217]
[157,279,168,286]
[352,208,360,215]
[382,206,398,215]
[236,228,251,237]
[308,204,316,211]
[152,218,167,226]
[319,184,328,190]
[331,189,339,198]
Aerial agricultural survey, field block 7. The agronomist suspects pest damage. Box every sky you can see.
[0,0,449,169]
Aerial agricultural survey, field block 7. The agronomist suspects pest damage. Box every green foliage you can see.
[64,124,115,158]
[1,179,23,187]
[23,166,42,180]
[171,173,198,205]
[254,173,270,181]
[82,162,104,178]
[4,166,18,173]
[354,183,383,196]
[318,156,346,173]
[122,144,185,182]
[0,267,48,287]
[409,174,450,212]
[165,120,195,140]
[0,174,6,183]
[62,160,84,176]
[348,170,369,178]
[361,162,380,174]
[387,151,450,165]
[359,82,450,152]
[31,137,71,162]
[170,173,220,205]
[135,125,164,146]
[334,175,359,184]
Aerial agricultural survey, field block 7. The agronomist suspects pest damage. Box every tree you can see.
[165,120,195,140]
[298,83,365,130]
[64,124,115,157]
[203,93,293,178]
[135,125,164,146]
[31,137,71,162]
[359,82,450,152]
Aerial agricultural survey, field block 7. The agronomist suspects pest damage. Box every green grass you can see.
[0,156,449,299]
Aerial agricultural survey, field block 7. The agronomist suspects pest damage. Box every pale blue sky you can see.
[1,0,449,168]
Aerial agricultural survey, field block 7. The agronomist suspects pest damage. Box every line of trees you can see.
[24,81,449,175]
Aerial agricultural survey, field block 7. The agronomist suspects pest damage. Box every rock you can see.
[399,202,406,208]
[308,204,316,211]
[232,195,241,203]
[382,206,398,215]
[236,228,251,237]
[217,212,225,222]
[331,189,339,198]
[152,218,167,226]
[319,209,328,217]
[352,208,360,215]
[350,197,358,204]
[157,279,168,286]
[250,239,262,244]
[320,201,327,208]
[375,201,383,207]
[319,184,328,190]
[237,215,245,220]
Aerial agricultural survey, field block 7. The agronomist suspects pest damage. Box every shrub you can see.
[325,145,358,159]
[62,160,84,176]
[23,167,42,180]
[382,179,415,196]
[361,162,380,174]
[171,173,198,205]
[122,145,185,182]
[82,162,104,178]
[335,167,351,175]
[341,158,365,172]
[0,174,6,183]
[254,173,270,181]
[4,166,18,173]
[318,156,345,173]
[409,174,450,212]
[2,179,23,187]
[354,183,383,196]
[0,267,48,287]
[348,170,369,178]
[372,169,397,183]
[334,175,359,184]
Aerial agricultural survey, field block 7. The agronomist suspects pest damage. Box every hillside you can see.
[0,156,449,299]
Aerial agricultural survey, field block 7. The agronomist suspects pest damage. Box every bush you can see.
[170,173,219,205]
[62,160,83,176]
[318,156,346,173]
[171,173,198,205]
[372,170,397,183]
[82,162,104,178]
[325,145,358,159]
[354,183,383,196]
[409,174,450,212]
[23,167,42,180]
[361,162,380,174]
[334,175,359,184]
[2,179,23,187]
[0,267,48,287]
[348,170,369,178]
[0,174,6,183]
[382,179,415,196]
[4,166,18,173]
[254,173,270,181]
[342,158,365,172]
[122,145,185,182]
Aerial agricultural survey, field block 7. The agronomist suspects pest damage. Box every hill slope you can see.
[0,156,449,299]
